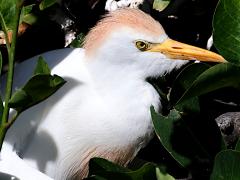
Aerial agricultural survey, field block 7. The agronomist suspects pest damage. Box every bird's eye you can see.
[135,41,150,51]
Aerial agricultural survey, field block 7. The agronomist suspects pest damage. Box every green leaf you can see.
[9,74,66,112]
[88,158,130,176]
[0,0,16,30]
[86,175,107,180]
[0,50,2,76]
[34,56,51,75]
[153,0,171,12]
[22,13,38,25]
[8,89,31,109]
[235,139,240,151]
[151,107,210,168]
[170,63,210,113]
[0,0,32,30]
[151,107,190,167]
[213,0,240,64]
[176,63,240,105]
[126,163,157,180]
[170,63,210,104]
[156,167,175,180]
[70,33,85,48]
[0,96,3,124]
[39,0,57,10]
[210,150,240,180]
[20,4,38,25]
[88,158,157,180]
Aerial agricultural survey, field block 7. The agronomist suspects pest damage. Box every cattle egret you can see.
[0,8,225,180]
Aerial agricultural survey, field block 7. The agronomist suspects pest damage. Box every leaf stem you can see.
[5,112,20,130]
[0,112,19,150]
[0,12,10,54]
[0,1,23,151]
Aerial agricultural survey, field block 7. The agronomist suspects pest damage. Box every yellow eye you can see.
[135,41,150,51]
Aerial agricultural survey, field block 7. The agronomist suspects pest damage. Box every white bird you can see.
[0,8,225,180]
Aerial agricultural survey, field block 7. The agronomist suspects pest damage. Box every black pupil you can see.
[140,42,145,48]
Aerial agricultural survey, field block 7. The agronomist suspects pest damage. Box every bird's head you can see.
[83,8,225,79]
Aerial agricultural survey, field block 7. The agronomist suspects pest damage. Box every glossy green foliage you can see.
[8,57,66,112]
[176,63,240,106]
[39,0,57,10]
[170,63,210,113]
[0,0,16,30]
[34,56,51,75]
[213,0,240,64]
[156,167,175,180]
[153,0,171,12]
[70,33,85,48]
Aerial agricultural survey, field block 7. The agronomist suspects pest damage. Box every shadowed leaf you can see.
[0,96,3,124]
[170,63,210,113]
[176,63,240,105]
[88,157,129,176]
[235,140,240,151]
[151,107,191,167]
[9,57,65,112]
[88,158,158,180]
[211,150,240,180]
[9,74,66,112]
[151,107,210,168]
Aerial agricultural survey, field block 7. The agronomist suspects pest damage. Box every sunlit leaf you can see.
[0,1,35,33]
[34,56,51,75]
[70,33,85,48]
[0,0,16,30]
[213,0,240,64]
[22,13,38,25]
[20,4,37,25]
[39,0,57,10]
[153,0,171,12]
[155,167,175,180]
[8,89,30,109]
[210,150,240,180]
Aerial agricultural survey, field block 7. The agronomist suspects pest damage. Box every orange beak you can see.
[148,39,226,63]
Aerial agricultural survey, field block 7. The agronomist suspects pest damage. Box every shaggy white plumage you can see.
[0,8,224,180]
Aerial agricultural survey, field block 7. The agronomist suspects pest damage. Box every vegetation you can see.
[0,0,65,151]
[0,0,240,179]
